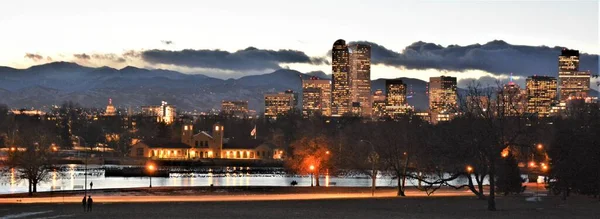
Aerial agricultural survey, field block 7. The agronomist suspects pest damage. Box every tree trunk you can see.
[467,173,486,199]
[397,172,405,196]
[33,179,37,193]
[315,171,320,187]
[488,157,497,211]
[28,179,33,196]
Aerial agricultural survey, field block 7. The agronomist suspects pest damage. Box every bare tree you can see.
[285,135,333,187]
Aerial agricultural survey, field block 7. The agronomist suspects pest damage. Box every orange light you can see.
[309,165,315,171]
[466,166,473,173]
[325,151,330,155]
[52,146,58,152]
[147,164,155,172]
[537,144,543,150]
[403,152,407,156]
[529,161,536,168]
[10,147,16,152]
[542,165,548,171]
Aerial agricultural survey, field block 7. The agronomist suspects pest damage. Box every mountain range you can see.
[0,62,431,112]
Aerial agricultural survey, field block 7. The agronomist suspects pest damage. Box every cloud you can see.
[73,53,91,60]
[24,53,44,61]
[349,40,599,77]
[123,50,141,58]
[141,47,327,71]
[91,54,126,63]
[161,40,173,45]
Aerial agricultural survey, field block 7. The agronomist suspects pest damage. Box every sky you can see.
[0,0,598,87]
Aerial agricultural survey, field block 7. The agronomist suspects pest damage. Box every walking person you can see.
[90,181,93,191]
[87,196,93,212]
[82,196,87,212]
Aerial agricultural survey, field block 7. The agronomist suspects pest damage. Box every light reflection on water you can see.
[0,165,485,194]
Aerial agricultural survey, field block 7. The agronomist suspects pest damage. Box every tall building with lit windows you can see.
[526,76,557,117]
[302,77,332,117]
[104,98,116,116]
[331,39,351,117]
[264,92,295,119]
[428,76,458,123]
[349,44,372,117]
[141,101,176,124]
[372,89,386,119]
[558,49,590,102]
[499,81,527,116]
[385,80,410,117]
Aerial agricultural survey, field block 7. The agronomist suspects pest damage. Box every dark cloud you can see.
[73,53,91,60]
[24,53,44,61]
[349,40,599,76]
[161,40,173,45]
[141,47,327,71]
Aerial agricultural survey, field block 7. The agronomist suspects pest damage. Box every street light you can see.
[466,165,473,173]
[309,165,315,187]
[536,144,543,150]
[360,140,378,197]
[147,163,156,188]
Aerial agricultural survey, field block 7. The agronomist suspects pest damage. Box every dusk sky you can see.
[1,0,598,86]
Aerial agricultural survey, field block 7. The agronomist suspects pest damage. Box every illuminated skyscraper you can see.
[264,92,295,119]
[526,76,557,117]
[302,77,332,117]
[558,49,590,101]
[385,80,410,117]
[349,44,372,117]
[221,100,249,117]
[331,39,350,117]
[499,80,527,116]
[142,101,176,124]
[428,76,458,123]
[372,89,386,119]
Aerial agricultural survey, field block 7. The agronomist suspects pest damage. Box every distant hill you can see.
[0,62,433,111]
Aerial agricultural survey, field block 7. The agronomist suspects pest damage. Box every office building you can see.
[331,39,351,117]
[526,76,557,117]
[385,79,410,117]
[264,92,295,119]
[349,44,372,117]
[558,49,590,101]
[221,100,249,117]
[372,89,386,118]
[302,77,332,117]
[428,76,458,123]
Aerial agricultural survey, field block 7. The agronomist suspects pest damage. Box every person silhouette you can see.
[82,196,87,212]
[87,196,93,212]
[90,182,93,191]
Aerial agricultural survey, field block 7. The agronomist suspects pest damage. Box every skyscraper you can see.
[331,39,350,117]
[372,89,386,119]
[385,79,410,117]
[302,77,332,117]
[264,92,295,119]
[499,81,527,116]
[526,76,557,117]
[428,76,458,123]
[349,44,372,117]
[558,49,590,102]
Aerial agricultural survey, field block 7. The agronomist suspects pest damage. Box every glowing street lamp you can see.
[147,164,156,188]
[466,165,473,173]
[309,165,315,187]
[536,144,543,150]
[325,151,330,155]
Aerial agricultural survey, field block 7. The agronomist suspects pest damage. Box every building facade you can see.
[264,92,295,119]
[372,89,386,119]
[221,100,249,117]
[526,76,557,117]
[428,76,458,123]
[558,49,590,102]
[385,79,410,117]
[130,123,283,160]
[302,77,332,117]
[105,98,116,116]
[141,101,176,124]
[349,44,372,117]
[499,82,527,116]
[331,39,351,117]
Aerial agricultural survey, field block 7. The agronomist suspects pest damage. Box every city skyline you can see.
[0,1,598,86]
